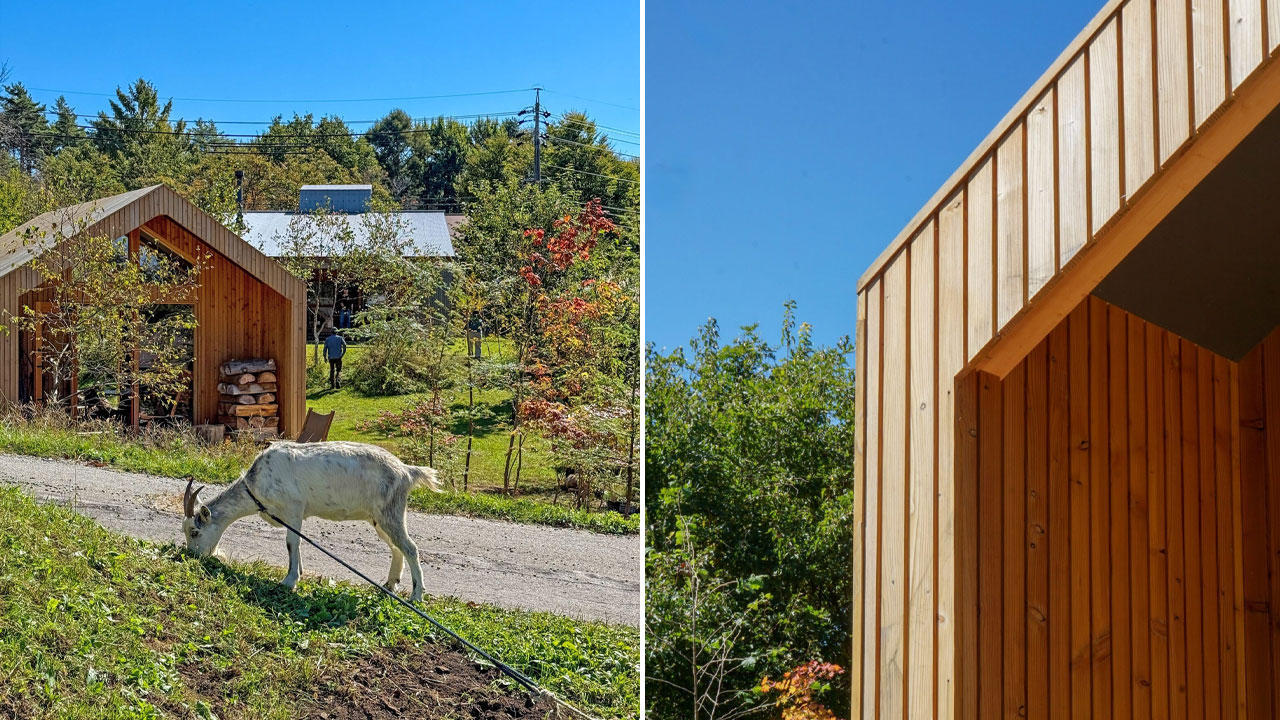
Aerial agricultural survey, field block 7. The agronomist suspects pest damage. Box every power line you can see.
[42,109,523,126]
[544,163,639,185]
[28,86,534,104]
[555,114,640,138]
[541,135,639,160]
[55,117,521,140]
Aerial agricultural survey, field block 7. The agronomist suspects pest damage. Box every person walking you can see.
[325,330,347,389]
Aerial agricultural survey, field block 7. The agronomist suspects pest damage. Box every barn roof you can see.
[241,210,456,258]
[0,184,305,304]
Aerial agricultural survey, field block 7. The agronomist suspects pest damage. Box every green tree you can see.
[366,109,416,197]
[0,83,51,173]
[91,79,194,188]
[645,308,856,720]
[49,96,86,151]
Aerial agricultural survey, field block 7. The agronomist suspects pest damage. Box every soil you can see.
[177,642,561,719]
[0,453,640,626]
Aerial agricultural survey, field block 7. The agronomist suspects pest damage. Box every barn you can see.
[854,0,1280,717]
[0,184,306,436]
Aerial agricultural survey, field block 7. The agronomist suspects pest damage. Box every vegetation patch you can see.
[0,408,637,534]
[0,486,639,719]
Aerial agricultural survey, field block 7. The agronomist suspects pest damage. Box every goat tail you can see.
[409,465,443,493]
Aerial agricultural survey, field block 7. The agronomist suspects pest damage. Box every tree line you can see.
[0,73,638,232]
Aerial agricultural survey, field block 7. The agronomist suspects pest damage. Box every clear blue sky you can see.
[1,2,639,151]
[646,0,1102,352]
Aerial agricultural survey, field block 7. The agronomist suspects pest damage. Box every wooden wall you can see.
[0,186,306,436]
[144,216,299,434]
[853,0,1280,716]
[953,297,1280,719]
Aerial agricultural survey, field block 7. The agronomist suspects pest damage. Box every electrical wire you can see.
[554,114,640,139]
[28,86,534,104]
[541,135,639,160]
[544,163,639,185]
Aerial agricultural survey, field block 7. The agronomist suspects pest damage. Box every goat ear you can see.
[199,505,211,522]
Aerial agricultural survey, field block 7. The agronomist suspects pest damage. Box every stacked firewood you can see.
[216,358,279,438]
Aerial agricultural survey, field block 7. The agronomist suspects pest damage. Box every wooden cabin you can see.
[0,185,306,436]
[854,0,1280,717]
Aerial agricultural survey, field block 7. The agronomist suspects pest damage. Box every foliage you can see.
[645,307,856,720]
[759,662,846,720]
[0,485,639,718]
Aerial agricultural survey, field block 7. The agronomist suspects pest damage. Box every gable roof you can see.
[241,211,456,257]
[857,0,1280,378]
[0,185,305,304]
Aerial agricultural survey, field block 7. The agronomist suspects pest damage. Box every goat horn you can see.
[183,477,195,518]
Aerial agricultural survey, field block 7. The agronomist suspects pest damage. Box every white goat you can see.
[182,441,441,601]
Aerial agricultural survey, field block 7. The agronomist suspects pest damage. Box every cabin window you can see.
[139,232,191,283]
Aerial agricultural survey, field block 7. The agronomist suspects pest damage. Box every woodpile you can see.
[215,357,280,439]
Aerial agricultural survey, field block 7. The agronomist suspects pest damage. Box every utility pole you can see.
[532,87,542,183]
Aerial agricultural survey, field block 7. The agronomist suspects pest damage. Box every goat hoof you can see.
[383,582,398,592]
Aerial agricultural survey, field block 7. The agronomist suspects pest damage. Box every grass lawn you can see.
[0,486,638,718]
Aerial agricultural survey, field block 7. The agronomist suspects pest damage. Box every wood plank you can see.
[1123,0,1158,194]
[1004,363,1028,720]
[1228,360,1247,720]
[1264,332,1280,716]
[1090,20,1123,235]
[1026,342,1050,720]
[880,259,908,719]
[1156,0,1193,163]
[1179,338,1207,720]
[1271,0,1280,54]
[956,370,981,720]
[1088,297,1113,718]
[936,193,965,719]
[1145,324,1169,720]
[1163,334,1188,720]
[1065,307,1091,720]
[1059,55,1089,264]
[997,128,1026,327]
[1027,88,1058,297]
[1127,316,1151,720]
[862,282,883,720]
[907,232,936,719]
[1238,342,1272,719]
[852,290,867,720]
[1230,0,1265,89]
[1193,0,1228,127]
[967,160,996,358]
[979,370,1004,719]
[1197,346,1223,718]
[1211,354,1239,717]
[1108,303,1132,720]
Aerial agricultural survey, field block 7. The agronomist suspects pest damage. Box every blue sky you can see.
[1,1,639,152]
[646,0,1103,352]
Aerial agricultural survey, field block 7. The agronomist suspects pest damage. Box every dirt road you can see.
[0,454,641,627]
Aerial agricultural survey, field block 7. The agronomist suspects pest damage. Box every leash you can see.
[237,480,607,720]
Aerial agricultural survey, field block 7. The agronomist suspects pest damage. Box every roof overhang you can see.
[0,185,306,306]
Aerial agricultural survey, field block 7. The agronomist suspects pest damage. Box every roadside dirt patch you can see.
[180,641,559,719]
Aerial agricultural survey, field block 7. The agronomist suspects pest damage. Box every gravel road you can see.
[0,454,641,627]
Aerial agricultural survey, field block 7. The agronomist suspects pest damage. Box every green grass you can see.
[0,486,639,719]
